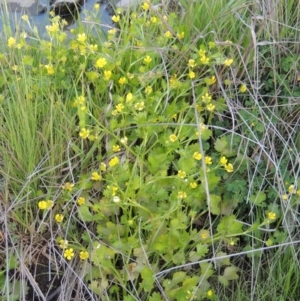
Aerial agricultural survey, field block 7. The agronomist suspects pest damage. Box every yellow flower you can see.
[188,59,196,68]
[297,189,300,196]
[45,64,55,75]
[8,37,16,48]
[109,157,119,167]
[150,16,157,23]
[207,290,214,297]
[282,194,288,200]
[198,49,206,56]
[201,93,212,103]
[208,41,216,49]
[91,172,101,181]
[116,103,124,113]
[111,15,120,23]
[209,76,216,85]
[21,15,29,22]
[108,28,117,35]
[239,84,247,93]
[107,185,119,196]
[188,71,196,79]
[193,152,202,160]
[77,33,87,43]
[64,248,74,260]
[113,145,121,152]
[77,197,86,206]
[55,214,64,223]
[126,93,133,102]
[135,102,145,111]
[206,104,215,112]
[38,200,53,210]
[104,70,112,80]
[143,55,152,64]
[224,163,233,173]
[219,156,228,166]
[94,3,100,9]
[141,2,149,10]
[95,57,107,68]
[177,31,185,39]
[79,128,90,139]
[178,191,187,199]
[145,86,152,95]
[100,162,107,171]
[119,77,127,85]
[62,182,74,191]
[177,170,186,179]
[164,31,172,38]
[79,250,89,260]
[169,134,177,142]
[88,44,98,52]
[199,229,210,240]
[120,137,128,144]
[59,239,68,248]
[205,156,212,165]
[224,58,233,66]
[267,212,276,220]
[288,185,296,194]
[200,55,209,64]
[190,182,197,188]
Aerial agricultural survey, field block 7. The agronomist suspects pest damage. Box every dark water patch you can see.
[0,0,114,38]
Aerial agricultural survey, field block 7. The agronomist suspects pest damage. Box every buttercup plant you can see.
[0,0,299,300]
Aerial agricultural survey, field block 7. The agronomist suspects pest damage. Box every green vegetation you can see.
[0,0,300,300]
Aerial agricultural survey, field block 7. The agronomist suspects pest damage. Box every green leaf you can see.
[249,191,266,207]
[218,266,239,286]
[141,267,154,292]
[149,292,163,301]
[196,244,209,258]
[215,252,231,267]
[217,215,243,236]
[78,204,93,222]
[209,194,221,215]
[214,137,236,156]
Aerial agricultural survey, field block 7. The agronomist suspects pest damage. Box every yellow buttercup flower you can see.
[77,33,87,43]
[55,214,64,223]
[95,57,107,68]
[141,2,149,10]
[224,163,233,173]
[143,55,152,64]
[193,152,202,160]
[79,128,90,139]
[64,248,74,260]
[79,250,89,260]
[169,134,177,142]
[8,37,16,48]
[177,170,186,179]
[111,15,120,23]
[113,145,121,152]
[267,212,276,220]
[219,156,228,166]
[205,156,212,165]
[59,239,68,248]
[62,182,74,191]
[91,172,101,181]
[239,84,247,93]
[188,71,196,79]
[77,197,86,206]
[109,157,119,167]
[224,58,233,66]
[178,191,187,199]
[38,200,53,210]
